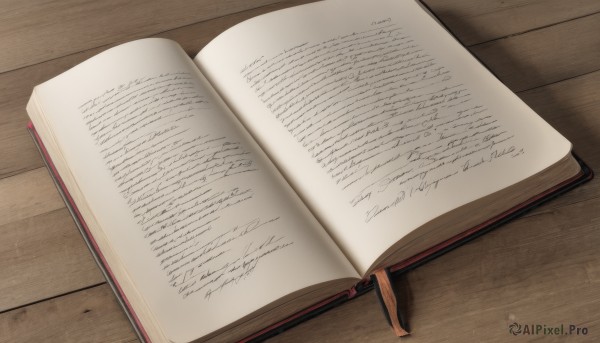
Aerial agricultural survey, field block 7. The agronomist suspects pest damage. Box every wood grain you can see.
[3,0,600,181]
[2,0,599,74]
[270,194,600,342]
[0,0,317,180]
[5,187,595,343]
[471,12,600,92]
[0,208,104,312]
[0,285,138,343]
[1,61,596,317]
[1,0,599,342]
[0,168,64,228]
[517,70,600,210]
[0,0,283,74]
[0,64,597,343]
[423,0,600,46]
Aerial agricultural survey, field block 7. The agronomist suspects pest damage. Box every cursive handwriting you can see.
[241,19,525,223]
[78,72,293,300]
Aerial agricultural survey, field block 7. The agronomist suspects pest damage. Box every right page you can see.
[195,0,573,275]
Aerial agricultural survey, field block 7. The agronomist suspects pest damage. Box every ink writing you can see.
[241,20,525,222]
[79,72,291,299]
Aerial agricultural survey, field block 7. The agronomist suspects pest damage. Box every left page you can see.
[28,38,359,343]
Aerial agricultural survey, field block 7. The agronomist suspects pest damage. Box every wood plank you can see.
[271,195,600,342]
[1,162,592,339]
[3,0,599,181]
[0,0,316,180]
[402,198,600,342]
[517,69,600,209]
[0,48,103,179]
[273,291,398,343]
[0,285,138,343]
[522,71,600,157]
[2,0,598,74]
[470,12,600,92]
[0,1,597,319]
[0,208,104,312]
[3,194,597,342]
[0,0,284,74]
[0,122,41,179]
[2,0,599,179]
[0,168,64,228]
[0,1,598,343]
[424,0,600,46]
[153,0,317,58]
[2,176,591,341]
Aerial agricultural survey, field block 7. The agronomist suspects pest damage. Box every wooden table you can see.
[1,0,599,342]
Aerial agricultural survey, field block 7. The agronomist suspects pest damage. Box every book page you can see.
[31,38,358,342]
[195,0,572,275]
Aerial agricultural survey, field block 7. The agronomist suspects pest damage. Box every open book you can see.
[26,0,590,342]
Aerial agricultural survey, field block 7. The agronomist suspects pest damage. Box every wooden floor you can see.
[1,0,599,342]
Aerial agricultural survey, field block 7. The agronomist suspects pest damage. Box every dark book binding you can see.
[27,122,593,342]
